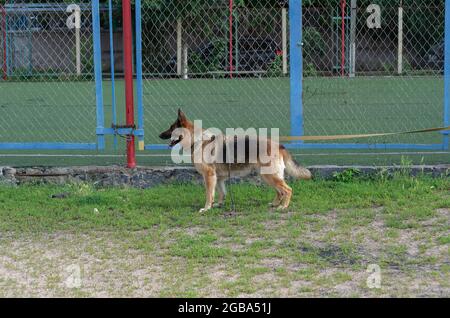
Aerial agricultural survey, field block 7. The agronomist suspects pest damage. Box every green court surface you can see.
[0,76,448,167]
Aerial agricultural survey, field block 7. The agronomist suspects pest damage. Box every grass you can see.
[0,175,449,297]
[0,76,448,167]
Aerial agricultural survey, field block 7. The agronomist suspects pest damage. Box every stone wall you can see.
[0,165,448,188]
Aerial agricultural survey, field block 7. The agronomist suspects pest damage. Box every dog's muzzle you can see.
[169,135,183,147]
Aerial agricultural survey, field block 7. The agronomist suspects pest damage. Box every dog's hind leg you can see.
[200,170,217,213]
[213,177,227,208]
[269,190,283,208]
[262,174,292,210]
[261,174,282,208]
[278,182,292,210]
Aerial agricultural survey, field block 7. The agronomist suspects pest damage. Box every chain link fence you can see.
[302,0,444,145]
[0,0,97,144]
[140,0,447,149]
[140,0,291,144]
[0,0,448,167]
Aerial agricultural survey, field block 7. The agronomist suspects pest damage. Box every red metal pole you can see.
[229,0,233,78]
[341,0,346,77]
[1,5,7,80]
[122,0,136,168]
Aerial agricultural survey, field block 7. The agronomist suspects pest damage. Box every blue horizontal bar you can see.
[98,128,144,137]
[0,143,97,150]
[145,144,171,151]
[283,143,445,150]
[145,143,445,151]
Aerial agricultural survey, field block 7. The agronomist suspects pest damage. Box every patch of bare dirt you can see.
[0,232,166,297]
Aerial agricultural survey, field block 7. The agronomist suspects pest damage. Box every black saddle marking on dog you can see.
[219,136,260,164]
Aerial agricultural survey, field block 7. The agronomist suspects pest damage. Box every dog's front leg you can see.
[200,171,216,213]
[213,177,227,208]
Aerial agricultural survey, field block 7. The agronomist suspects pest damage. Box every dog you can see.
[159,109,312,212]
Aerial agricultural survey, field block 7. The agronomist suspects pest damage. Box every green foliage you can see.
[303,27,326,58]
[381,62,394,74]
[402,57,413,75]
[304,62,318,77]
[438,235,450,245]
[189,38,227,74]
[397,155,414,177]
[266,53,283,77]
[332,168,361,183]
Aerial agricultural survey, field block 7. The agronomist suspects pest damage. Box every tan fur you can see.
[159,110,312,212]
[280,148,312,180]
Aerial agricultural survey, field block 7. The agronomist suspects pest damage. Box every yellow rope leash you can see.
[279,126,450,142]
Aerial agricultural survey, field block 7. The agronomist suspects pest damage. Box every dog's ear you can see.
[178,108,187,123]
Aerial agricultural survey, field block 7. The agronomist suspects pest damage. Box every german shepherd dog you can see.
[159,109,312,212]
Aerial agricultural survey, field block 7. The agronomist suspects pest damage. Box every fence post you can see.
[349,0,356,78]
[282,6,288,75]
[183,45,188,80]
[229,0,234,78]
[397,0,403,75]
[74,6,81,76]
[289,0,303,139]
[444,0,450,150]
[123,0,136,168]
[4,4,9,78]
[92,0,105,150]
[76,21,81,75]
[1,5,7,80]
[340,0,346,77]
[108,0,118,149]
[135,0,145,151]
[234,8,239,73]
[177,18,182,76]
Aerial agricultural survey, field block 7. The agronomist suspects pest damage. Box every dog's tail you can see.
[280,146,312,180]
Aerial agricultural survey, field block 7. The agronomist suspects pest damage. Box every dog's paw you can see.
[276,205,288,211]
[213,203,223,209]
[199,208,210,213]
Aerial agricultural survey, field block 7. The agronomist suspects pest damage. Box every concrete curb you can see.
[1,165,448,188]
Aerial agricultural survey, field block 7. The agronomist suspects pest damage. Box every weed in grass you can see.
[332,168,362,183]
[438,235,450,245]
